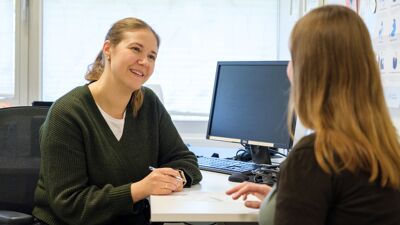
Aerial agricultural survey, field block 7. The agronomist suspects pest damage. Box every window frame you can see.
[12,0,311,146]
[1,0,42,106]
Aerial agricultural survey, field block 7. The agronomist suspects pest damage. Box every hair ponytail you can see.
[85,50,105,82]
[132,89,144,117]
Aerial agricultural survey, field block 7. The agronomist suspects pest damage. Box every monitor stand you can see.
[248,145,272,165]
[235,144,273,165]
[234,144,276,165]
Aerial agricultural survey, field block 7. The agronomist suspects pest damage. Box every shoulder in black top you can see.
[275,134,400,225]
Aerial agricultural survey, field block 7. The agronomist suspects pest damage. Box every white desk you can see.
[150,170,259,223]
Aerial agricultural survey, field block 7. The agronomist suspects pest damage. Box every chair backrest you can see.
[31,101,53,107]
[0,106,49,214]
[145,84,164,103]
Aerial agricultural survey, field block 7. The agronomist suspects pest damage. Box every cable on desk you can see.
[234,148,251,161]
[269,149,287,157]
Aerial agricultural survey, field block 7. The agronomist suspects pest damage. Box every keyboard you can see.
[197,156,261,174]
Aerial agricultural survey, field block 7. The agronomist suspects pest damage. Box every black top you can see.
[275,134,400,225]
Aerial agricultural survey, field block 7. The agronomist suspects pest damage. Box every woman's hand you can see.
[226,182,272,209]
[130,167,184,202]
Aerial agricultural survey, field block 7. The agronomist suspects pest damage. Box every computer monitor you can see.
[206,61,295,165]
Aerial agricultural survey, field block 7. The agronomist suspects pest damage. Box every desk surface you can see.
[150,170,259,222]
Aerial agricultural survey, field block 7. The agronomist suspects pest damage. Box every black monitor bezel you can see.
[206,60,296,150]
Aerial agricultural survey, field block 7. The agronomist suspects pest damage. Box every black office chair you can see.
[0,106,49,225]
[31,101,53,107]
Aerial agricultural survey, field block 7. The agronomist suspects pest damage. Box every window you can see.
[42,0,278,118]
[0,0,15,101]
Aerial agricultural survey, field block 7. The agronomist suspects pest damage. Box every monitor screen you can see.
[206,61,295,163]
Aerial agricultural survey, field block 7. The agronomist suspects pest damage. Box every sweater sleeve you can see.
[274,137,332,225]
[155,102,202,187]
[40,102,134,225]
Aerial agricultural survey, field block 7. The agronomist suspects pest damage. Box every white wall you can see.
[175,0,309,149]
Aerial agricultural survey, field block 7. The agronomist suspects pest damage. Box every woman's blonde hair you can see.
[288,5,400,189]
[85,17,160,117]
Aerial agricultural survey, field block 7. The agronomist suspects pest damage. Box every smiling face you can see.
[103,29,158,92]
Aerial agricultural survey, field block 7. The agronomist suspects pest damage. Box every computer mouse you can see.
[228,173,249,183]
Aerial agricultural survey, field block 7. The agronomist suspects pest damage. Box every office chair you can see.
[31,101,53,107]
[0,106,49,225]
[145,84,164,103]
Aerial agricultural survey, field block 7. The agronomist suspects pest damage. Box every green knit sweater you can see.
[32,85,202,225]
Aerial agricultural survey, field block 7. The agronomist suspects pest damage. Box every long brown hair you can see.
[288,5,400,189]
[85,17,160,117]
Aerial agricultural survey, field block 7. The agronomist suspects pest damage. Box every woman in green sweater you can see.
[226,5,400,225]
[32,17,202,225]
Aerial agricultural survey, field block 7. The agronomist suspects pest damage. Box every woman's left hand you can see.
[130,167,184,202]
[147,167,185,194]
[158,167,184,192]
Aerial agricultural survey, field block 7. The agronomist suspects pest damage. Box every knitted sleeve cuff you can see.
[108,183,134,214]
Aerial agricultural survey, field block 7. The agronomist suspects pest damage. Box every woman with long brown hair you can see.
[227,5,400,225]
[32,17,202,225]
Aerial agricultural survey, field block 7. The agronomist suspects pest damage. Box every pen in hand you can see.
[148,166,183,182]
